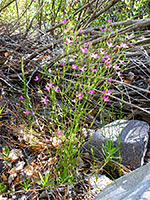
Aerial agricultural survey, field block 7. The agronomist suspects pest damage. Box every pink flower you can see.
[106,64,112,68]
[103,96,110,102]
[40,96,49,104]
[19,96,24,99]
[76,92,84,99]
[61,62,66,66]
[34,76,40,81]
[71,33,76,38]
[106,19,112,23]
[48,82,54,87]
[72,64,78,69]
[60,19,67,24]
[106,40,113,47]
[90,53,99,59]
[100,50,106,54]
[100,28,105,32]
[72,99,77,103]
[118,59,124,64]
[105,59,110,64]
[104,89,112,96]
[108,77,113,81]
[90,68,97,72]
[104,53,109,58]
[23,110,30,115]
[120,42,129,48]
[85,42,91,46]
[60,52,66,55]
[79,29,85,33]
[116,72,122,76]
[115,45,120,48]
[55,130,63,136]
[75,74,79,76]
[80,47,88,53]
[66,38,73,45]
[113,64,120,70]
[107,28,113,32]
[102,58,106,62]
[45,81,54,91]
[79,67,86,72]
[54,86,60,93]
[88,89,95,94]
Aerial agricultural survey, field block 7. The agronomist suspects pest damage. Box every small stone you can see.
[81,120,149,169]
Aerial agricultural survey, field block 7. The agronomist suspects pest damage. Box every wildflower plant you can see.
[0,104,6,118]
[19,19,128,186]
[0,182,7,194]
[21,178,31,190]
[37,173,54,188]
[1,146,11,165]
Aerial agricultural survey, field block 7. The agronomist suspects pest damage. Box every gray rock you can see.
[94,162,150,200]
[81,120,149,169]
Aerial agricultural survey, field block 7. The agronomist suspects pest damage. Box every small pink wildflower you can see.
[106,64,112,68]
[66,38,73,45]
[104,89,112,96]
[54,86,60,93]
[72,99,77,103]
[55,130,63,136]
[79,29,85,33]
[107,40,113,47]
[80,47,88,53]
[79,67,86,72]
[108,77,113,81]
[60,52,66,55]
[100,50,106,54]
[107,28,113,32]
[72,64,78,69]
[104,53,109,58]
[120,42,129,48]
[106,19,112,23]
[45,81,54,91]
[40,96,49,104]
[116,71,122,76]
[100,28,105,32]
[113,64,120,70]
[75,74,79,76]
[102,58,105,62]
[90,53,100,59]
[118,59,124,64]
[61,62,66,66]
[76,92,84,99]
[60,19,67,24]
[103,96,110,102]
[90,68,97,72]
[23,110,30,115]
[19,96,24,100]
[71,33,76,38]
[115,45,120,48]
[85,42,91,46]
[88,89,95,94]
[105,59,110,64]
[34,76,40,81]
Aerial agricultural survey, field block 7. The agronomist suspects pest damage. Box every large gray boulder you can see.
[94,162,150,200]
[81,120,149,169]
